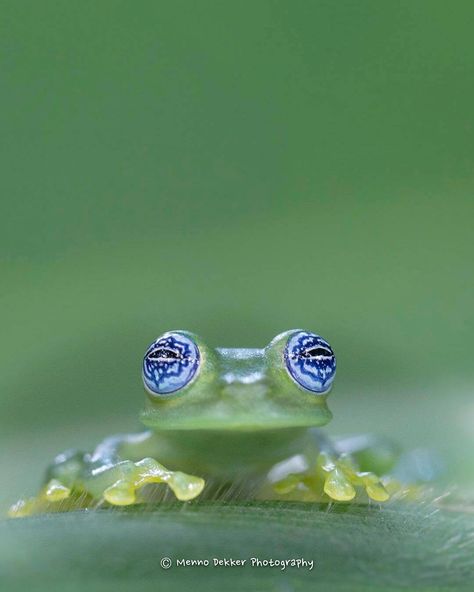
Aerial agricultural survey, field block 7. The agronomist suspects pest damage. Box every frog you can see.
[9,329,400,517]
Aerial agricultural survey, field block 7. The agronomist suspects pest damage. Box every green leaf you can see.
[1,500,473,591]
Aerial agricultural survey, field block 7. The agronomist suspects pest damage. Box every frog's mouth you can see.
[140,413,332,432]
[140,387,332,431]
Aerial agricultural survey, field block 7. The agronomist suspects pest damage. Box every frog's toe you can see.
[361,472,390,502]
[43,478,71,502]
[167,471,205,501]
[104,479,137,506]
[323,467,356,501]
[8,498,37,518]
[133,457,205,501]
[272,474,302,495]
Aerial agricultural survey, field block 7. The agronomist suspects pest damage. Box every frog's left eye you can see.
[284,331,336,394]
[143,332,200,395]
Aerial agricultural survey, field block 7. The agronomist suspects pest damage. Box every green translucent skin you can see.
[9,330,400,517]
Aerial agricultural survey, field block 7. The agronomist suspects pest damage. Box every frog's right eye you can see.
[142,332,200,396]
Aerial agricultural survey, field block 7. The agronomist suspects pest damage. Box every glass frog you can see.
[10,329,403,517]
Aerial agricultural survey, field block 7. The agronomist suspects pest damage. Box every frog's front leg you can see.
[9,431,205,517]
[270,434,392,503]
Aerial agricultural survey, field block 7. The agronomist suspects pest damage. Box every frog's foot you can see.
[101,458,205,506]
[8,457,205,517]
[8,479,76,518]
[321,452,390,501]
[274,451,389,503]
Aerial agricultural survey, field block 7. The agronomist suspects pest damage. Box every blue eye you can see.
[284,331,336,394]
[143,332,200,395]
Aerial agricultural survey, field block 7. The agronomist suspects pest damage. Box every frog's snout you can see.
[221,370,266,386]
[216,347,268,396]
[220,371,269,402]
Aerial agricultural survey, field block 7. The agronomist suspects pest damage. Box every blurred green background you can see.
[1,0,473,513]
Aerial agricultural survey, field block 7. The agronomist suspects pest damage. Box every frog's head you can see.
[140,329,336,431]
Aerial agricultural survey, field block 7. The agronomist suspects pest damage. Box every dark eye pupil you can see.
[147,348,182,361]
[301,347,333,359]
